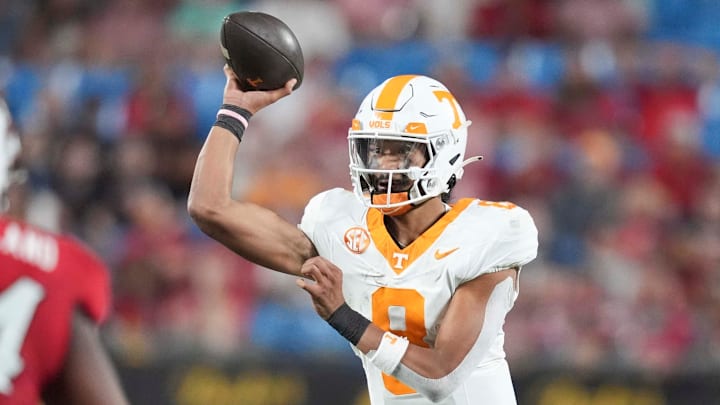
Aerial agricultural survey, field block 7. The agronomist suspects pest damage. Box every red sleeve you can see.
[63,237,112,325]
[0,218,112,404]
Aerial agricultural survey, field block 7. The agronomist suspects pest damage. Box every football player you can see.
[188,67,538,404]
[0,99,129,405]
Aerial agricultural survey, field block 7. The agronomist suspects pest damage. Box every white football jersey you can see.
[300,188,538,405]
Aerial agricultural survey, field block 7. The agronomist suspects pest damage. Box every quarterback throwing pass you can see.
[189,69,538,404]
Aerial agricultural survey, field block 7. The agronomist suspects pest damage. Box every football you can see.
[220,11,304,92]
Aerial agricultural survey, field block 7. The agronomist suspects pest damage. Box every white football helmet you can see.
[0,98,21,205]
[348,75,480,215]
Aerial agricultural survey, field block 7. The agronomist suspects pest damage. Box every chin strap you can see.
[372,192,414,216]
[370,155,484,216]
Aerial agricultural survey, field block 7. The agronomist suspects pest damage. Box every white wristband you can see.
[368,332,409,374]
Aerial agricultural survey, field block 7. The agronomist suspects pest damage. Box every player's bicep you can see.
[441,269,515,341]
[388,269,517,401]
[188,129,316,276]
[198,200,316,276]
[43,311,128,405]
[405,268,517,377]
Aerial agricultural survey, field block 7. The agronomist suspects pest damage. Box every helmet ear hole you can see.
[446,174,457,191]
[449,154,460,166]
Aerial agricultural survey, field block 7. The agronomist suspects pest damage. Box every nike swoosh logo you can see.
[406,123,427,133]
[434,247,459,260]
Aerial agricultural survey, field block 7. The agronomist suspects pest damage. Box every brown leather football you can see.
[220,11,304,91]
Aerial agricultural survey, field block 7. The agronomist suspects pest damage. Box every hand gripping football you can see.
[220,11,304,92]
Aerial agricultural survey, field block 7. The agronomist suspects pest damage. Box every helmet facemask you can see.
[349,131,457,214]
[347,75,476,215]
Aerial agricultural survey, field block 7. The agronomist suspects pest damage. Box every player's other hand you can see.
[296,256,345,320]
[222,64,296,114]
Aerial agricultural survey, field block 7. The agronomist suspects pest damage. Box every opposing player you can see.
[0,99,129,405]
[188,67,538,404]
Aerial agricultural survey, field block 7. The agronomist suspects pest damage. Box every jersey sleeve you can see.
[299,189,334,243]
[67,239,111,324]
[461,206,539,283]
[299,188,355,254]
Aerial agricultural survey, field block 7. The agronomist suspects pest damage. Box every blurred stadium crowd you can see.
[1,0,719,377]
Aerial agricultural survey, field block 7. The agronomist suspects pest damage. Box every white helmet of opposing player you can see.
[0,98,21,204]
[348,75,480,215]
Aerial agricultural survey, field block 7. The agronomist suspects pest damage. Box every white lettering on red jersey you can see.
[0,216,110,404]
[0,222,58,272]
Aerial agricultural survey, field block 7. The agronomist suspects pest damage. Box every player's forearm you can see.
[329,274,516,402]
[189,127,315,276]
[47,313,130,405]
[187,127,239,227]
[356,324,458,379]
[395,276,516,401]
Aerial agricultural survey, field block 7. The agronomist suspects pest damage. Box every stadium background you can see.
[1,0,719,404]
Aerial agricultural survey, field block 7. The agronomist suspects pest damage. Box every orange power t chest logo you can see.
[344,227,370,254]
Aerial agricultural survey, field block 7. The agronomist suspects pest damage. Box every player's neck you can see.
[383,197,446,248]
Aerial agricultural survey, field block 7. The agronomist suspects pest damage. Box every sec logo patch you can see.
[344,227,370,254]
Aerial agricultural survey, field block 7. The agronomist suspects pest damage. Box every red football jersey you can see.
[0,216,110,404]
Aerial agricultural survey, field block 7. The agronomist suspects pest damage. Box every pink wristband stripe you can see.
[217,108,249,128]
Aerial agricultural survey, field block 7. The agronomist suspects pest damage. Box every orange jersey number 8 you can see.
[371,287,428,395]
